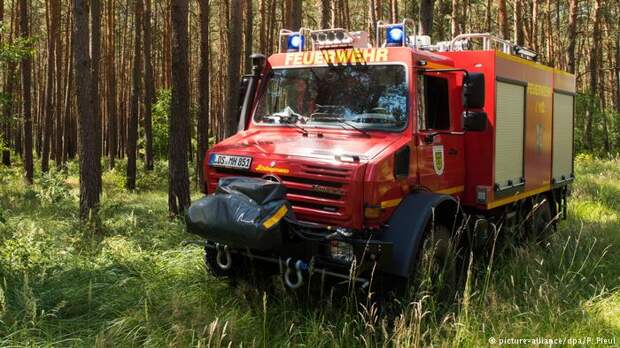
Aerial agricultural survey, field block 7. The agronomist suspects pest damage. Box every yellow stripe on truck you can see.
[262,205,288,229]
[380,198,402,209]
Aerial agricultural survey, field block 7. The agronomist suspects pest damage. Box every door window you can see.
[422,75,450,130]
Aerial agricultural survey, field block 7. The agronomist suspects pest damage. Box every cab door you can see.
[415,72,465,195]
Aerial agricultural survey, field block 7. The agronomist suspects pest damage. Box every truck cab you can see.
[188,21,575,295]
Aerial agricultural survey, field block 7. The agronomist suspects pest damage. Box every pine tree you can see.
[168,0,191,215]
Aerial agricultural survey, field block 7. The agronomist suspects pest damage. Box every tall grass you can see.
[0,155,618,347]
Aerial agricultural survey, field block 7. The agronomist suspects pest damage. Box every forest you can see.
[0,0,619,346]
[0,0,619,217]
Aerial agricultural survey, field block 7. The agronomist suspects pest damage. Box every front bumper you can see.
[187,221,393,288]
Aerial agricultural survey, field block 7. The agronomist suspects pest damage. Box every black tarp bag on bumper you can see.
[185,177,294,250]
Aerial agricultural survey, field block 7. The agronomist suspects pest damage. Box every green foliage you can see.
[0,36,37,63]
[150,89,171,159]
[575,93,620,155]
[136,160,169,191]
[35,170,72,205]
[0,158,618,346]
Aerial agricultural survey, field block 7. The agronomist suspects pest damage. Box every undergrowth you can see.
[0,155,618,347]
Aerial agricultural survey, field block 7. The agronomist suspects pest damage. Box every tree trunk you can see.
[62,11,74,165]
[42,0,60,173]
[497,0,508,39]
[225,0,243,138]
[320,0,331,29]
[289,0,302,30]
[2,63,15,166]
[127,0,143,190]
[53,0,64,169]
[485,0,492,32]
[544,0,553,65]
[73,0,101,218]
[168,0,191,216]
[0,0,10,166]
[197,0,210,190]
[106,0,117,169]
[391,0,399,23]
[244,0,253,72]
[91,0,102,192]
[259,0,267,52]
[451,0,459,37]
[584,0,602,149]
[616,17,620,113]
[566,0,578,73]
[461,0,468,33]
[600,68,610,152]
[531,0,538,51]
[419,0,434,36]
[513,0,524,46]
[143,0,154,170]
[369,0,377,39]
[19,0,33,184]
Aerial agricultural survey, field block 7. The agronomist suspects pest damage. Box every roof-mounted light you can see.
[386,24,405,46]
[287,33,304,52]
[310,29,368,49]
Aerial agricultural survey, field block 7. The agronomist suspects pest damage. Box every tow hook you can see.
[215,243,232,270]
[284,258,306,289]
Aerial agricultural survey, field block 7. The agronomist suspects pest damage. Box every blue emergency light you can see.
[287,33,304,51]
[386,25,405,45]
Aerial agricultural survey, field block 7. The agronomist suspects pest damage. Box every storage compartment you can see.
[552,92,574,183]
[494,80,525,189]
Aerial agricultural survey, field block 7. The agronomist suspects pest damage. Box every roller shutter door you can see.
[552,92,574,182]
[495,81,525,189]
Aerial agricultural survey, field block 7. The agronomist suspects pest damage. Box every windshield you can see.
[254,65,408,131]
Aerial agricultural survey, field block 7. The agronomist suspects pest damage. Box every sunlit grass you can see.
[0,155,618,346]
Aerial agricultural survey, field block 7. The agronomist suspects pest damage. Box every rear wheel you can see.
[531,196,553,241]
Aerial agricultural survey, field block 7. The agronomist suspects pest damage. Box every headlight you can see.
[328,240,354,264]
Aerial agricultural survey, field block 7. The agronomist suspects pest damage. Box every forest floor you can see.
[0,155,618,347]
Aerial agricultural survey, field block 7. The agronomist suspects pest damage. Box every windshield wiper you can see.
[337,119,371,137]
[290,122,309,136]
[267,113,309,135]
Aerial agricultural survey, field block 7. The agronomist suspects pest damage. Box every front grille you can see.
[209,162,356,225]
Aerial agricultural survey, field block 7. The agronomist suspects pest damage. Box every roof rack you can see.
[277,24,538,62]
[444,33,538,61]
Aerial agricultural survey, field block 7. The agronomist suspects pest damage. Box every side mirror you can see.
[463,72,485,109]
[463,111,487,132]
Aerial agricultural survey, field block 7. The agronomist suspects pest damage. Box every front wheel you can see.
[412,224,464,303]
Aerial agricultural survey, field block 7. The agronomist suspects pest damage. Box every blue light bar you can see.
[386,25,405,45]
[287,33,304,51]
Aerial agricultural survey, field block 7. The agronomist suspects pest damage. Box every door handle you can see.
[447,148,458,156]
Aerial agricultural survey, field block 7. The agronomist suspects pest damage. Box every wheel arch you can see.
[378,191,460,278]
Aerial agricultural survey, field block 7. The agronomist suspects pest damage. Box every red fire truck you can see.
[186,20,575,294]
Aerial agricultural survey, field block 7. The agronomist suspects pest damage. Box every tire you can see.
[531,196,553,241]
[412,224,463,303]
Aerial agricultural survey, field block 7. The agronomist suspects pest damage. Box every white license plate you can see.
[208,154,252,170]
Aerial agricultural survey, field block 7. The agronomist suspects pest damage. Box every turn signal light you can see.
[364,207,382,219]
